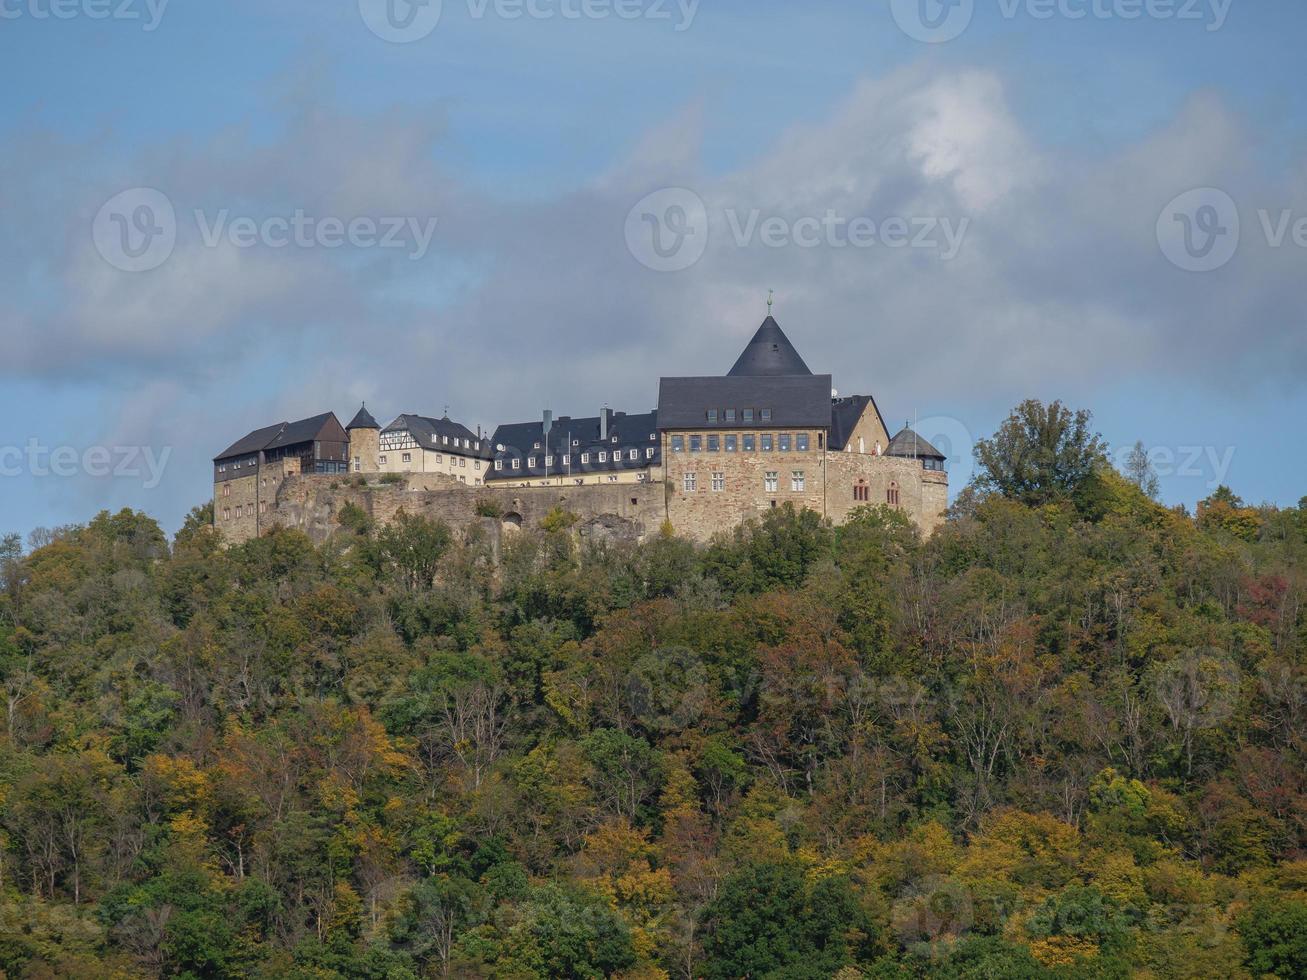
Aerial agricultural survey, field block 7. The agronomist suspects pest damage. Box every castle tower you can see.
[346,404,380,474]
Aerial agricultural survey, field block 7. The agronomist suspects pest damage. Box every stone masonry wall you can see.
[219,450,948,547]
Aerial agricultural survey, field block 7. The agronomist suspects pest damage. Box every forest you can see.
[0,401,1304,979]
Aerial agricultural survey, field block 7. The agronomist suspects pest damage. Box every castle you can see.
[212,316,948,545]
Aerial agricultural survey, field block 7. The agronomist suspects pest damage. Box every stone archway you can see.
[502,512,523,533]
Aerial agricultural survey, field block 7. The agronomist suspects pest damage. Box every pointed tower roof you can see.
[727,316,813,377]
[347,403,379,430]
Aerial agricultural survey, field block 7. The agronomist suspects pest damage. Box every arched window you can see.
[887,482,900,507]
[853,479,869,502]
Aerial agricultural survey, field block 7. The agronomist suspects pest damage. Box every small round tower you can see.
[346,404,380,474]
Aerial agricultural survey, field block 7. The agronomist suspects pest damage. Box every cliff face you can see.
[264,473,665,546]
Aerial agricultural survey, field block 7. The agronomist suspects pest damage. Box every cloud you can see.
[3,60,1305,532]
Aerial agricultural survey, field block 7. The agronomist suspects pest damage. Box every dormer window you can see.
[707,409,718,424]
[743,409,755,423]
[527,457,536,468]
[760,409,772,422]
[725,409,736,423]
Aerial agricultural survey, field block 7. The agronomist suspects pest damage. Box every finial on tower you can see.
[767,289,774,315]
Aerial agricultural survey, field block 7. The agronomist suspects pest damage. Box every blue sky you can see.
[2,0,1305,537]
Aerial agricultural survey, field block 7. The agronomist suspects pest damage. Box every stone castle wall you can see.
[223,451,948,547]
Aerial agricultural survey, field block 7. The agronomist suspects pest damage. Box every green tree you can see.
[973,400,1108,508]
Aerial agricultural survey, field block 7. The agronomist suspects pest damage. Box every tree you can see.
[371,511,452,591]
[1122,442,1160,500]
[973,400,1108,508]
[702,861,875,979]
[1238,898,1307,979]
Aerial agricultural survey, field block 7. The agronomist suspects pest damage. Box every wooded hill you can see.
[1,402,1304,978]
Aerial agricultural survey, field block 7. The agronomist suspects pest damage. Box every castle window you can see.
[797,433,810,452]
[689,435,701,453]
[645,448,655,459]
[527,457,536,468]
[545,455,554,467]
[628,449,638,460]
[760,434,773,452]
[533,441,541,450]
[459,458,465,468]
[712,472,725,492]
[683,473,697,492]
[223,508,231,521]
[402,453,412,463]
[778,434,791,452]
[581,453,590,464]
[791,470,805,492]
[611,436,618,443]
[854,482,869,502]
[743,409,754,423]
[379,455,387,465]
[495,459,503,471]
[235,505,243,518]
[671,436,684,453]
[512,459,521,470]
[435,454,443,464]
[764,471,778,493]
[725,434,737,452]
[707,435,720,452]
[353,456,361,472]
[887,482,900,507]
[760,409,773,422]
[743,434,756,452]
[599,452,608,463]
[725,409,736,423]
[562,454,571,466]
[707,409,718,424]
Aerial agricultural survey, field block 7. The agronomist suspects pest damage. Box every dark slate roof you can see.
[215,422,287,462]
[347,404,379,430]
[829,395,890,452]
[384,414,493,459]
[214,412,343,462]
[727,316,813,377]
[487,410,660,481]
[657,374,833,430]
[886,427,946,460]
[265,413,342,452]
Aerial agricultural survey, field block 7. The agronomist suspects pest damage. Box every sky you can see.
[1,0,1305,538]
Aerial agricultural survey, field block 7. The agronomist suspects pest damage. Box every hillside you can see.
[1,459,1305,977]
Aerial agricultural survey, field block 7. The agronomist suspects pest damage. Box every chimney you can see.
[600,407,610,441]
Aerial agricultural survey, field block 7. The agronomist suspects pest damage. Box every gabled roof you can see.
[886,427,946,460]
[265,413,343,452]
[214,422,287,462]
[829,394,891,452]
[214,412,344,462]
[347,404,379,430]
[658,374,833,430]
[727,316,813,377]
[384,414,493,459]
